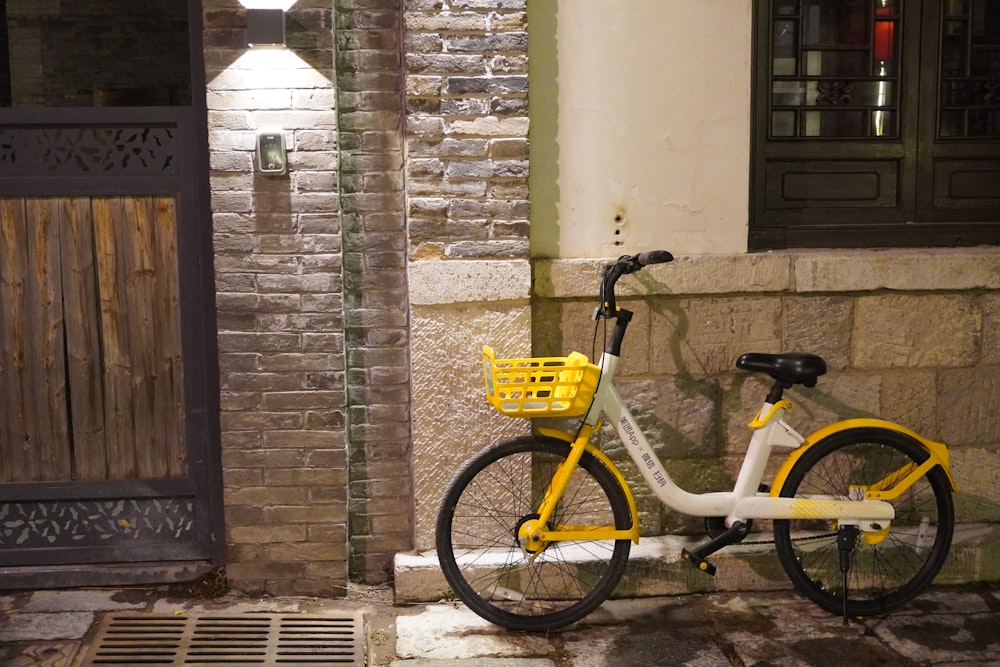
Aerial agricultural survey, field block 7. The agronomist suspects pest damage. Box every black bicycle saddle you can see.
[735,352,827,387]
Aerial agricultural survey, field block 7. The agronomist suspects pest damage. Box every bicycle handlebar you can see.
[634,250,674,267]
[597,250,674,319]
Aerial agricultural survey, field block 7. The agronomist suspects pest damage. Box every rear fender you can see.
[770,418,957,497]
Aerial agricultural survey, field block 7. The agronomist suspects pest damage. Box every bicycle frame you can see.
[528,350,923,545]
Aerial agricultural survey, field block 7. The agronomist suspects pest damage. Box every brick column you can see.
[335,0,414,582]
[205,1,348,596]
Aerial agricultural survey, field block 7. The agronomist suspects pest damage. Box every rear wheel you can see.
[773,428,954,617]
[435,436,633,631]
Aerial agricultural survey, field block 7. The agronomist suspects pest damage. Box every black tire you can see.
[435,436,633,631]
[773,427,954,617]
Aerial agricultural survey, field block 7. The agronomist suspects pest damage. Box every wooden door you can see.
[0,112,221,582]
[1,196,185,484]
[0,0,221,586]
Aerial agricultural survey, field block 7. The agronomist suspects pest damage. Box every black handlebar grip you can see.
[635,250,674,266]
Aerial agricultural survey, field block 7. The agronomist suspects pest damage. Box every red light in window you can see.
[874,6,895,62]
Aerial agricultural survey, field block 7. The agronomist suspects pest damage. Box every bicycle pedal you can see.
[681,549,717,576]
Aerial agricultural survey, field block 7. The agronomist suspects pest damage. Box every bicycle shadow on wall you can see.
[599,271,890,535]
[613,271,879,430]
[633,270,881,420]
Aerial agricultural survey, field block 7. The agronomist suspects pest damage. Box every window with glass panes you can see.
[751,0,1000,249]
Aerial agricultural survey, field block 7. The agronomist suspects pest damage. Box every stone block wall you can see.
[403,0,533,550]
[533,251,1000,581]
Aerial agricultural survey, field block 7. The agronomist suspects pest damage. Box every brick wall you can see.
[335,0,413,583]
[204,0,531,594]
[403,0,530,261]
[205,0,348,596]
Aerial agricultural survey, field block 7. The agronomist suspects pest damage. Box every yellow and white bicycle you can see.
[436,251,956,631]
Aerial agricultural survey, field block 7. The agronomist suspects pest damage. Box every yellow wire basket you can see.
[482,345,601,417]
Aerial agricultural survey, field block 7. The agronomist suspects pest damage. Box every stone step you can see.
[394,534,793,604]
[395,523,1000,604]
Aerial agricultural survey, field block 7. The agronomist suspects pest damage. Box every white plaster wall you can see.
[529,0,753,258]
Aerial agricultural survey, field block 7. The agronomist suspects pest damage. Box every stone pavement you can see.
[1,582,999,666]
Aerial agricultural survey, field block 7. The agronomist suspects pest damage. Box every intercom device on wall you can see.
[257,129,287,176]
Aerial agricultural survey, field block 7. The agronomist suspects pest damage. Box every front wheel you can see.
[773,427,954,617]
[435,436,633,631]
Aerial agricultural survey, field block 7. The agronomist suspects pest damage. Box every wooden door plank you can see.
[61,197,108,480]
[152,196,186,478]
[24,198,70,481]
[0,198,31,482]
[93,196,137,478]
[121,196,164,478]
[4,194,190,486]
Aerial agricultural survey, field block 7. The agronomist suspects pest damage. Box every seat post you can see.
[766,380,792,404]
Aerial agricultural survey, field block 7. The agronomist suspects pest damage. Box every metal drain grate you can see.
[80,612,364,666]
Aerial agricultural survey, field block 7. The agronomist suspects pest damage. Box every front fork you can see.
[516,425,641,554]
[518,310,637,554]
[516,425,596,555]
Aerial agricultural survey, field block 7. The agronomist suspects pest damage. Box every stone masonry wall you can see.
[204,0,532,592]
[204,0,348,596]
[403,0,530,261]
[534,251,1000,583]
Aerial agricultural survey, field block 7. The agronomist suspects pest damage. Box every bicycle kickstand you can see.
[837,524,860,625]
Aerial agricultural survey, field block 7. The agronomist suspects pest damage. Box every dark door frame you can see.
[0,0,222,588]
